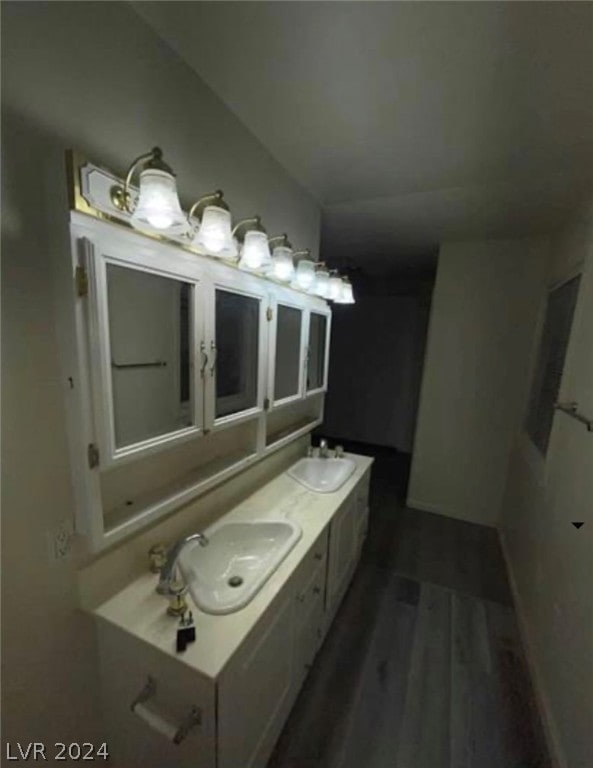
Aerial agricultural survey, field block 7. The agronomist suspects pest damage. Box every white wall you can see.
[1,0,320,747]
[322,295,431,452]
[407,238,550,525]
[500,201,593,768]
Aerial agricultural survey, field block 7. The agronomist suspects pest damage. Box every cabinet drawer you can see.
[295,560,326,607]
[292,527,329,597]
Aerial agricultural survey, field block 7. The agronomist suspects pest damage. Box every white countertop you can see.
[94,453,373,681]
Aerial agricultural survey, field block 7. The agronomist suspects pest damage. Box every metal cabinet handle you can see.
[209,341,217,376]
[130,676,202,745]
[199,341,209,377]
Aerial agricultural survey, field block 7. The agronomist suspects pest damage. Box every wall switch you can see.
[48,519,74,562]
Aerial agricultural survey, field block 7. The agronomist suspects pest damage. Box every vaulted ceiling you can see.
[133,1,593,274]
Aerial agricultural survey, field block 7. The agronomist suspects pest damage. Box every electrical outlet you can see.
[48,519,74,562]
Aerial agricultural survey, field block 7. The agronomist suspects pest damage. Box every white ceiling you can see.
[133,1,593,273]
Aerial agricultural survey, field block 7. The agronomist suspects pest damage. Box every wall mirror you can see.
[273,304,303,403]
[106,263,194,449]
[307,312,328,393]
[214,288,260,419]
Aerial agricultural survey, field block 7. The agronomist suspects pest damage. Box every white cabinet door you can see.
[203,272,268,430]
[218,595,295,768]
[354,470,371,555]
[293,562,326,692]
[97,622,215,768]
[327,495,358,615]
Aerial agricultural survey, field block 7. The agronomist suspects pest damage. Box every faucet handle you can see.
[148,543,167,573]
[335,445,344,458]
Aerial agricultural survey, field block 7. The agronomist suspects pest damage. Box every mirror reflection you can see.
[107,264,193,449]
[307,313,327,391]
[274,305,302,401]
[215,290,259,419]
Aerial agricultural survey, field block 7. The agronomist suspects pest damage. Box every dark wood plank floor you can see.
[268,450,551,768]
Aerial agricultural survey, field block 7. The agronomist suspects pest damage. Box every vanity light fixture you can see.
[188,190,237,259]
[293,251,316,290]
[110,147,187,234]
[312,263,330,298]
[269,235,295,282]
[233,216,272,271]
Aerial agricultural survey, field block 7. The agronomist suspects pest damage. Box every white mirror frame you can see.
[88,237,205,468]
[204,272,269,433]
[267,293,308,409]
[304,308,332,397]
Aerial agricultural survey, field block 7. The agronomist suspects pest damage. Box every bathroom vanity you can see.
[93,453,372,768]
[62,156,369,767]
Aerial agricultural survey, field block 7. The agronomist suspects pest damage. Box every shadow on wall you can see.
[1,107,107,744]
[321,275,434,453]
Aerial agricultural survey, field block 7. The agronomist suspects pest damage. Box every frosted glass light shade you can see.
[295,259,316,290]
[341,281,355,304]
[272,246,295,282]
[131,169,186,233]
[194,206,237,258]
[313,269,330,298]
[239,231,272,270]
[328,275,344,301]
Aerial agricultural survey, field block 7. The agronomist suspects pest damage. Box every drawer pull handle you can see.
[130,676,202,745]
[313,586,321,595]
[314,553,323,561]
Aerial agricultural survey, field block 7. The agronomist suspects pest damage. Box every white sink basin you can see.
[178,520,301,615]
[288,457,356,493]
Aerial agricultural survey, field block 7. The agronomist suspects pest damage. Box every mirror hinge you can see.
[266,307,273,322]
[87,443,100,469]
[75,265,88,297]
[264,397,270,411]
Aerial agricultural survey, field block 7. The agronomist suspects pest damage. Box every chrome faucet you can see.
[157,532,209,595]
[319,438,329,458]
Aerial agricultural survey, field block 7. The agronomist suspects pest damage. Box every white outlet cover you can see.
[47,519,74,562]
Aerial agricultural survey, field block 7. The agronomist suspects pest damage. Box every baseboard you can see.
[406,496,498,528]
[498,530,567,768]
[406,496,459,519]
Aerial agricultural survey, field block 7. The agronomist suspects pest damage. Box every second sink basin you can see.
[178,520,302,615]
[288,456,356,493]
